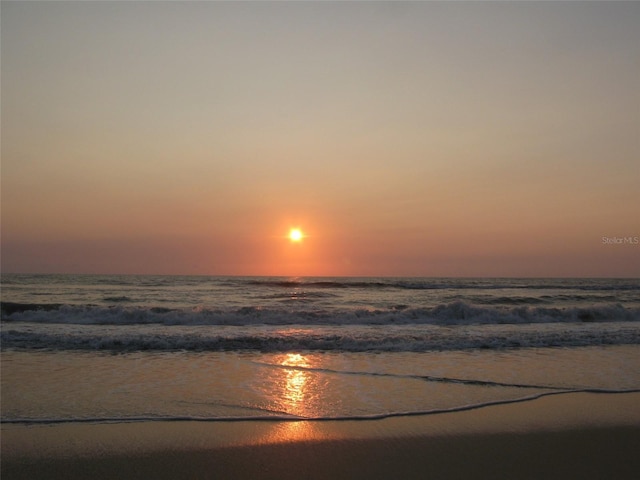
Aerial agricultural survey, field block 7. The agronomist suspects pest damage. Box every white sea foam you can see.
[2,321,639,352]
[3,301,639,327]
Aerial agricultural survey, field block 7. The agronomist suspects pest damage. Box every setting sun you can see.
[289,228,304,242]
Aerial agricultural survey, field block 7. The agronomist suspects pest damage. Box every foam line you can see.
[418,375,569,390]
[252,361,571,390]
[3,388,639,426]
[175,400,294,417]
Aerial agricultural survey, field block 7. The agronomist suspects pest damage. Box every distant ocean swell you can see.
[2,301,640,326]
[244,278,640,291]
[3,276,639,291]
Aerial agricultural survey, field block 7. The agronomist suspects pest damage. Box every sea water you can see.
[1,275,639,423]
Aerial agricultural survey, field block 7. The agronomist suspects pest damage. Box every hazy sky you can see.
[2,0,639,277]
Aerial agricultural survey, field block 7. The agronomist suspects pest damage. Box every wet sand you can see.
[3,392,640,480]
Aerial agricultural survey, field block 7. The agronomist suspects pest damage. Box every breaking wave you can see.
[2,321,640,352]
[2,301,639,326]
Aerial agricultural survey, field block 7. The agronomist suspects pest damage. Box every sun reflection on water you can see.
[281,353,310,414]
[255,353,322,444]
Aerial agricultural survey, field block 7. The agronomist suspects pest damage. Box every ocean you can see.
[1,274,639,424]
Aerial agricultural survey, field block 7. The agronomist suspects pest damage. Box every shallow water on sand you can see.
[2,346,639,423]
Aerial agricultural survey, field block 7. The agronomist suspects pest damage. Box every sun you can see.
[289,228,304,242]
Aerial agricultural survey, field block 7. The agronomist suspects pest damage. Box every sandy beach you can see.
[3,391,639,480]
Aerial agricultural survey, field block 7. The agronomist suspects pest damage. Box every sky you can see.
[1,0,639,277]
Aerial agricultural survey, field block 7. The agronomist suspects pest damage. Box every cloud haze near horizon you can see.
[2,1,639,277]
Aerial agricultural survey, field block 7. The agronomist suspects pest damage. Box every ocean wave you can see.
[257,291,339,301]
[103,296,134,303]
[2,301,639,326]
[2,323,639,352]
[459,296,550,305]
[244,278,640,292]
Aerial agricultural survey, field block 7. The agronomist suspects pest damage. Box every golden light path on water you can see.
[282,353,310,409]
[258,353,321,444]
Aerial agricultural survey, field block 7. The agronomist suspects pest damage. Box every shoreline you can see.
[3,391,640,479]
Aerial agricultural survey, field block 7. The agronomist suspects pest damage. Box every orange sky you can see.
[2,1,639,277]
